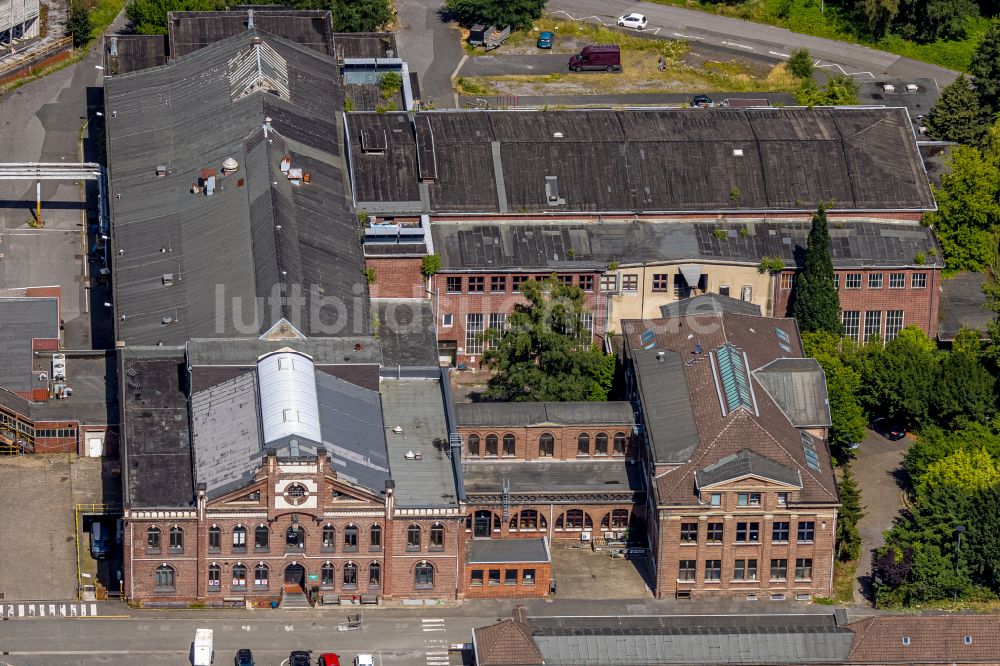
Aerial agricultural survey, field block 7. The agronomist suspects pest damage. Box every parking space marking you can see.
[3,602,96,618]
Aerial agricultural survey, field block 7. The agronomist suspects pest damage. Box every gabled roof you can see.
[348,108,935,216]
[695,449,801,489]
[623,313,838,506]
[455,401,634,428]
[847,615,1000,664]
[659,293,762,318]
[754,358,832,428]
[106,31,367,345]
[474,619,544,666]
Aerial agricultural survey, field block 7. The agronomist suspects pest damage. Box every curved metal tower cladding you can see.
[0,0,40,47]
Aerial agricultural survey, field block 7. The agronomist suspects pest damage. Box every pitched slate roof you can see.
[106,31,367,345]
[623,313,838,506]
[847,615,1000,664]
[695,449,801,489]
[348,108,935,215]
[455,401,634,427]
[474,619,544,666]
[431,220,941,272]
[660,293,762,318]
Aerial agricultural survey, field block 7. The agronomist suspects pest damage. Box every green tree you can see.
[971,18,1000,112]
[931,351,996,429]
[923,144,1000,273]
[894,0,979,42]
[793,206,842,335]
[836,465,865,561]
[329,0,393,32]
[866,327,938,427]
[925,75,990,147]
[803,331,868,461]
[68,1,93,47]
[481,278,614,402]
[443,0,547,31]
[858,0,900,38]
[420,254,441,277]
[127,0,227,35]
[787,48,813,79]
[795,74,860,107]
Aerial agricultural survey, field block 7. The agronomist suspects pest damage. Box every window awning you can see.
[679,264,703,285]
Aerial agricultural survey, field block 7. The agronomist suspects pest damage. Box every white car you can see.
[617,13,648,30]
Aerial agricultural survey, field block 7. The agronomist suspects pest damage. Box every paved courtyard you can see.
[550,542,654,599]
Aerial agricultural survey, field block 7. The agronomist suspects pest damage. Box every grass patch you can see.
[505,17,688,54]
[815,559,858,605]
[88,0,128,41]
[647,0,987,71]
[454,76,493,96]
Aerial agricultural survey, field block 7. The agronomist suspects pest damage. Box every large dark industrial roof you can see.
[106,31,369,345]
[373,299,438,367]
[104,35,169,75]
[0,297,58,393]
[623,313,838,506]
[432,220,941,271]
[168,10,335,58]
[120,348,195,507]
[347,108,935,215]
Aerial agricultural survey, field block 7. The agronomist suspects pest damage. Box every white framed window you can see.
[864,311,882,342]
[842,310,860,342]
[845,273,862,289]
[889,273,905,289]
[441,313,453,328]
[912,273,927,288]
[600,274,618,292]
[868,273,883,289]
[466,314,484,355]
[885,310,904,341]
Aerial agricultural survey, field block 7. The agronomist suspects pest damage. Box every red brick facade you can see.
[366,257,426,299]
[463,561,551,598]
[457,425,637,462]
[773,267,941,340]
[432,271,608,368]
[653,488,836,600]
[124,451,465,606]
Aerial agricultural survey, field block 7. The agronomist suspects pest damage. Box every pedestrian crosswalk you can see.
[3,602,98,618]
[423,619,449,666]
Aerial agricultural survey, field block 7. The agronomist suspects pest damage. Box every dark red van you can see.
[568,45,622,72]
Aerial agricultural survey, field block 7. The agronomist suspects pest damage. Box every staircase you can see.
[280,589,311,610]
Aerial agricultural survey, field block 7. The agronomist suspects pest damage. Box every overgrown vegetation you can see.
[421,254,441,277]
[794,73,860,106]
[126,0,393,35]
[68,2,93,48]
[648,0,998,71]
[481,277,614,402]
[443,0,547,31]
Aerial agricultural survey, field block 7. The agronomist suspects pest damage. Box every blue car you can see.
[537,31,554,49]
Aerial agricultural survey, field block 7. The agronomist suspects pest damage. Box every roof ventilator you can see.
[227,39,290,102]
[732,148,744,157]
[162,273,174,286]
[156,165,168,177]
[544,176,565,206]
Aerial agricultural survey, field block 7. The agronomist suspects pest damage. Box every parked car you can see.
[872,417,906,441]
[289,651,311,666]
[691,95,715,108]
[617,13,648,29]
[537,31,554,49]
[318,654,341,666]
[353,656,375,666]
[235,649,254,666]
[568,45,622,72]
[90,520,110,560]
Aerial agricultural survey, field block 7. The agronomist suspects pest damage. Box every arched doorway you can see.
[284,562,306,592]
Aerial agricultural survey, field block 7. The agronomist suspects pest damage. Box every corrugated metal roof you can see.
[257,351,322,445]
[455,401,634,427]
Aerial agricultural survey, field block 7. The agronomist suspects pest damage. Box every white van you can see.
[193,628,214,665]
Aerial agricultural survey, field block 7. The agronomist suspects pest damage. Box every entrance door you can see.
[473,510,493,539]
[438,341,457,367]
[284,563,305,592]
[87,437,103,457]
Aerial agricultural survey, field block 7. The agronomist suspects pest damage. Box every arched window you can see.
[154,564,174,591]
[611,509,630,529]
[369,562,381,587]
[232,525,247,550]
[322,524,335,551]
[595,432,609,456]
[321,562,335,587]
[558,509,589,530]
[231,563,247,588]
[539,432,554,457]
[577,433,590,456]
[511,509,543,531]
[253,563,269,588]
[169,526,184,552]
[613,432,627,455]
[370,524,382,551]
[207,563,220,589]
[254,525,269,551]
[343,562,358,589]
[485,434,499,457]
[146,526,161,551]
[286,525,305,550]
[208,525,221,551]
[414,561,434,589]
[344,524,359,552]
[472,510,498,538]
[468,434,480,457]
[502,433,516,457]
[406,524,422,550]
[430,523,445,550]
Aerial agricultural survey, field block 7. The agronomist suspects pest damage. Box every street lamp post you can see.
[954,525,966,602]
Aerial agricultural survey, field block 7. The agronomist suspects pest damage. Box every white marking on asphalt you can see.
[284,624,294,631]
[768,50,791,58]
[673,32,704,41]
[813,60,875,78]
[242,625,253,631]
[721,40,755,51]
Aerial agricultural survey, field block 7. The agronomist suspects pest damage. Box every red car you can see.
[318,654,341,666]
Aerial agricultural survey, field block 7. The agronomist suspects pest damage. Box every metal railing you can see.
[0,36,71,78]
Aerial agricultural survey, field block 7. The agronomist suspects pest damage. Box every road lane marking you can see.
[721,40,755,51]
[673,32,704,40]
[768,50,791,58]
